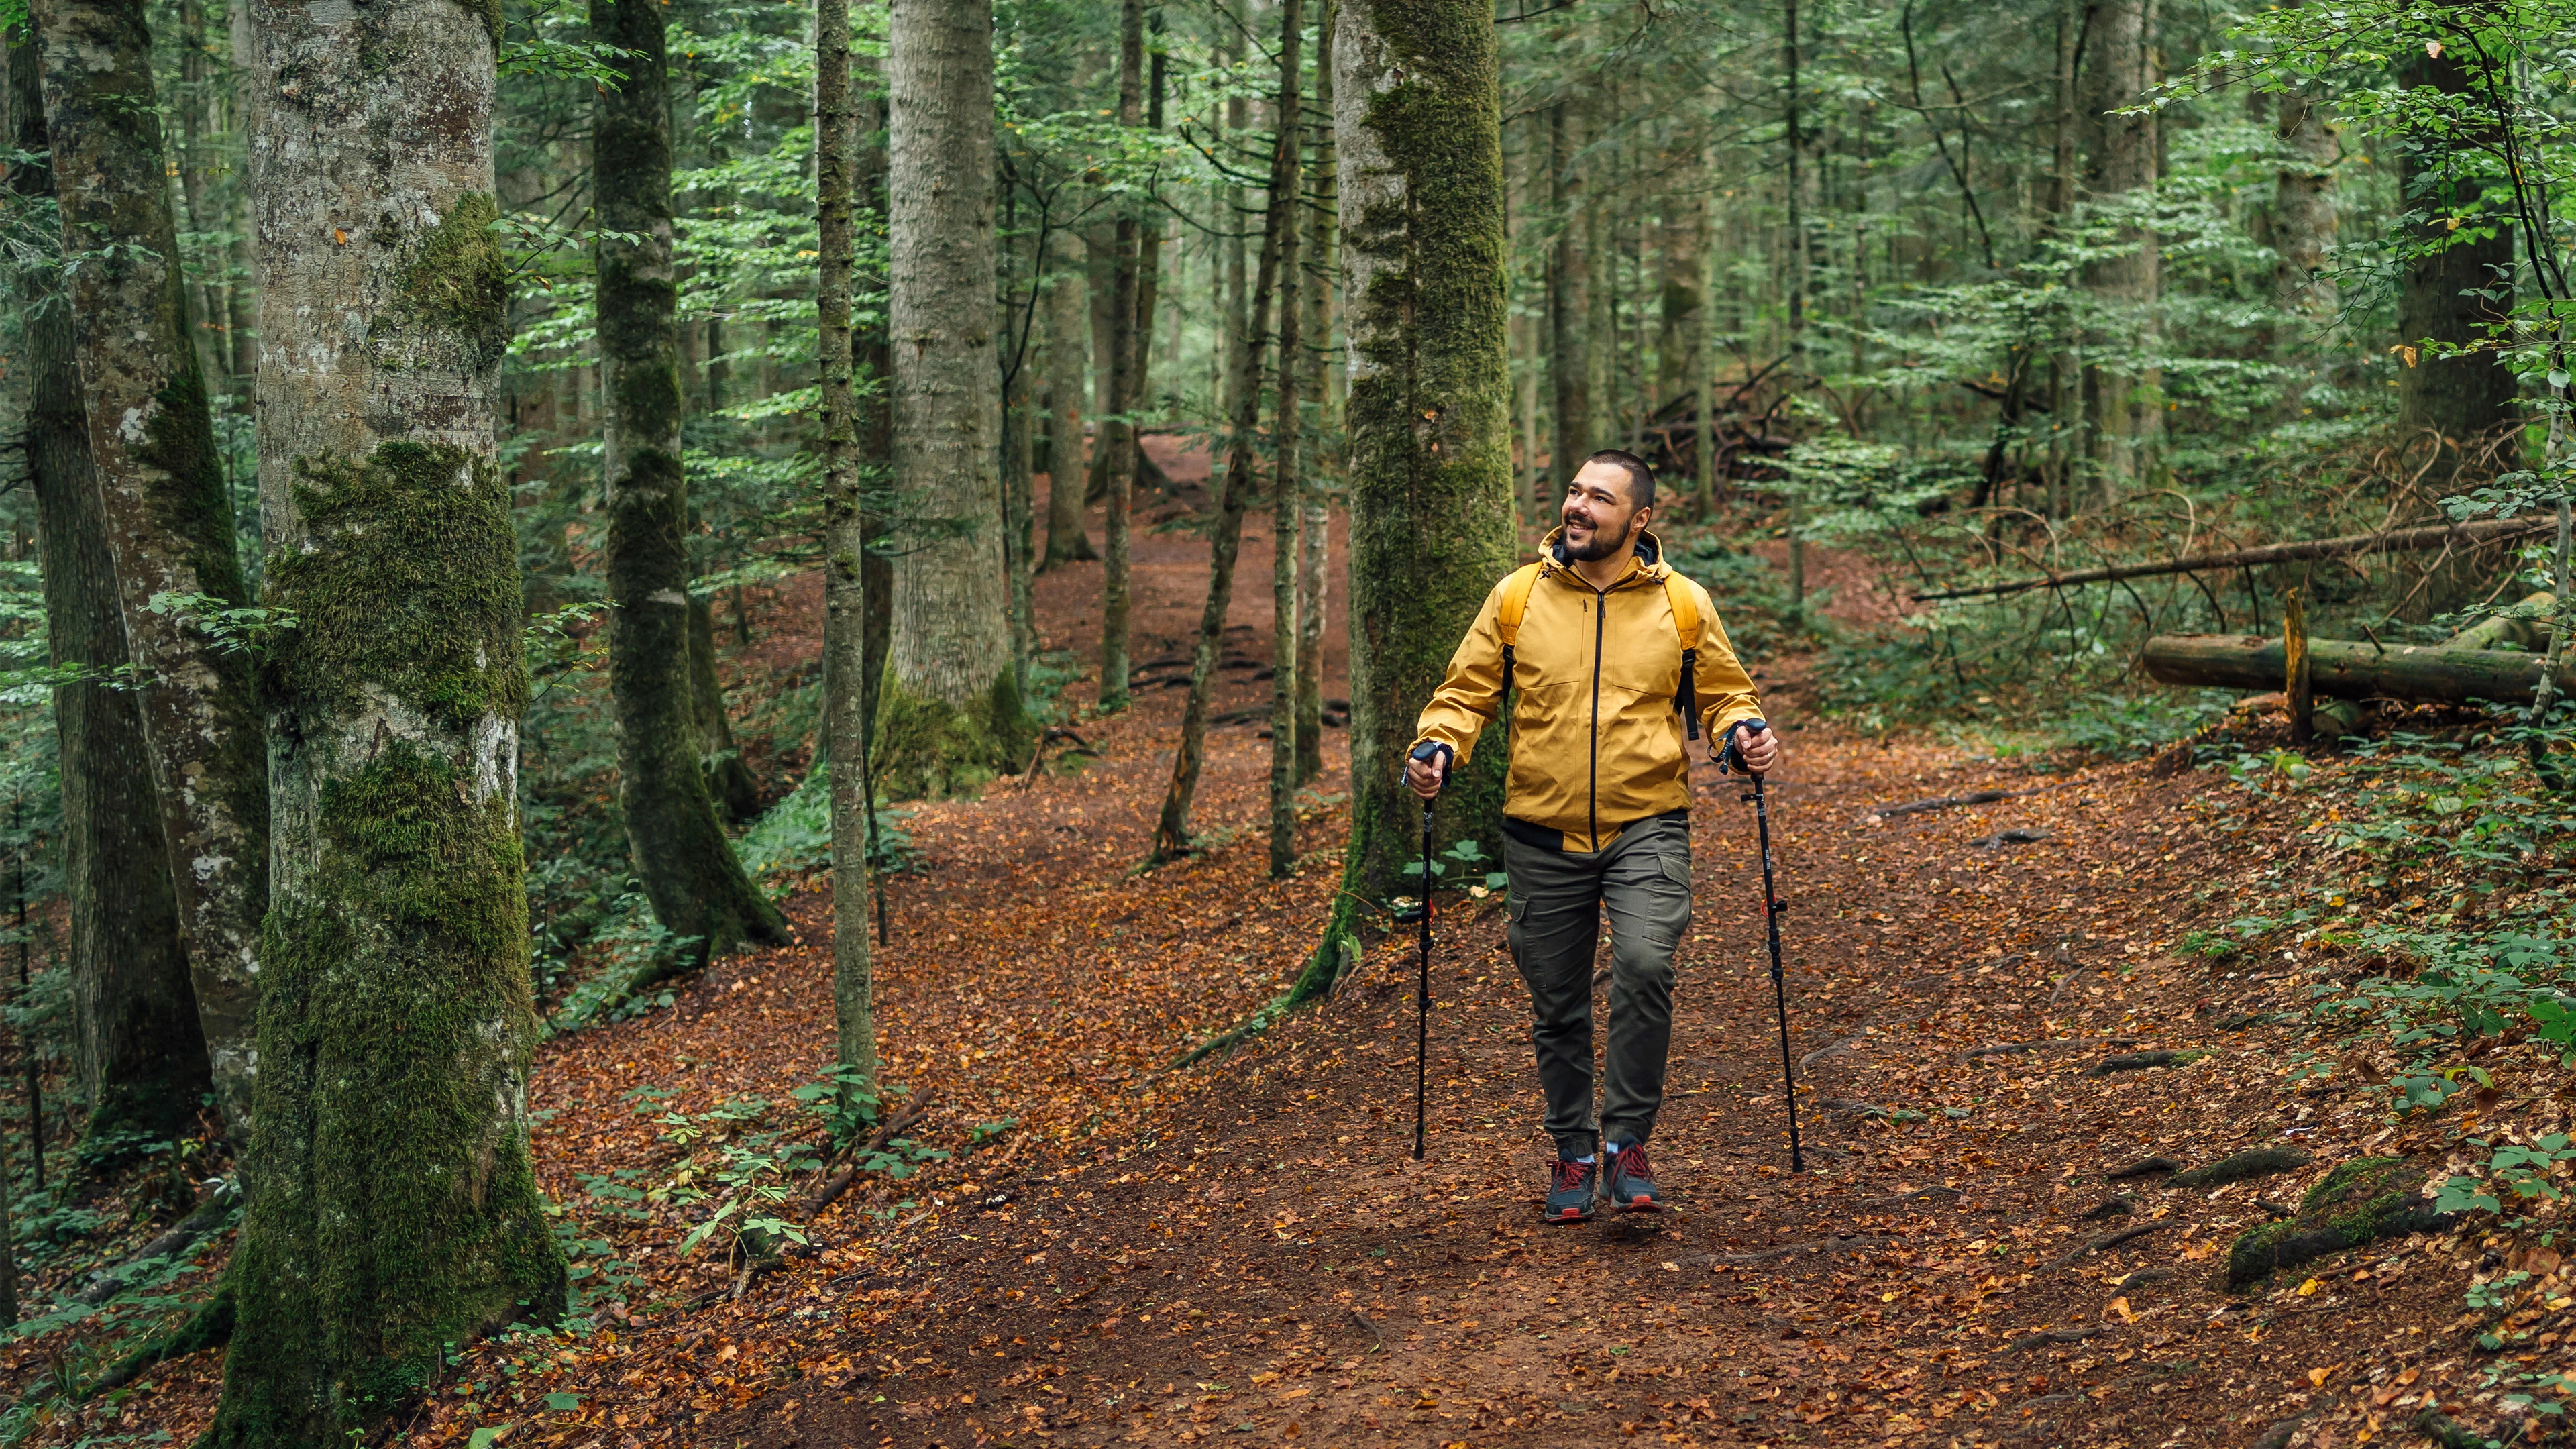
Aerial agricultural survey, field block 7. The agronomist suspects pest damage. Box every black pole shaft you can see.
[1414,800,1433,1161]
[1752,775,1801,1173]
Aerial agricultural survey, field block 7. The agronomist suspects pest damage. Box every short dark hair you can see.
[1582,449,1656,508]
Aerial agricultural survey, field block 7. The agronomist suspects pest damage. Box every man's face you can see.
[1561,461,1649,563]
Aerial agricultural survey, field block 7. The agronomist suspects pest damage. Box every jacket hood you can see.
[1540,525,1664,572]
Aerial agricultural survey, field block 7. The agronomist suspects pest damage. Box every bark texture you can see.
[32,0,265,1136]
[209,0,569,1432]
[8,28,208,1146]
[885,0,1020,776]
[597,0,783,965]
[1295,0,1515,1002]
[816,0,878,1100]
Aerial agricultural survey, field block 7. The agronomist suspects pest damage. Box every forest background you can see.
[0,0,2571,1437]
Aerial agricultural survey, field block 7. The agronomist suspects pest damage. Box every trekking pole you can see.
[1737,731,1803,1173]
[1402,743,1445,1161]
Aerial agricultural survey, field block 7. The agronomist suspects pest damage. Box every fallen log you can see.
[1911,516,2550,602]
[2447,590,2555,651]
[2141,633,2553,706]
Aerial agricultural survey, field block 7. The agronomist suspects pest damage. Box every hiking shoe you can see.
[1545,1157,1598,1223]
[1605,1140,1662,1214]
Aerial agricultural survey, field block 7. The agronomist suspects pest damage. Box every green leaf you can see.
[468,1428,515,1449]
[544,1392,582,1412]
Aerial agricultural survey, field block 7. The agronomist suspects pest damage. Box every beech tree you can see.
[31,0,264,1136]
[208,0,566,1431]
[884,0,1021,779]
[7,25,207,1144]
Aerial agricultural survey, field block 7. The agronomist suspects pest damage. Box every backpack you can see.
[1493,560,1705,741]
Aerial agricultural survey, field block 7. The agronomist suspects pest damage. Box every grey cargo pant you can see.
[1503,810,1692,1159]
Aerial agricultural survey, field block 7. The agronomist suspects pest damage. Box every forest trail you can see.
[685,720,2477,1449]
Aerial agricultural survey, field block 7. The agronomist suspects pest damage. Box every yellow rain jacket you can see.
[1411,529,1765,854]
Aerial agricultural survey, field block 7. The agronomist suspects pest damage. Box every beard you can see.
[1562,515,1633,562]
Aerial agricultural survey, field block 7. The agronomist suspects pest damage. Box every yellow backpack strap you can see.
[1495,562,1544,648]
[1495,562,1544,722]
[1662,570,1705,743]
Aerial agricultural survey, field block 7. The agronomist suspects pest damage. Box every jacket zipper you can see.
[1587,581,1605,852]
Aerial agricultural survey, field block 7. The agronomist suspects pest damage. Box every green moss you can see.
[871,669,1038,800]
[264,440,525,733]
[2226,1157,2445,1289]
[466,0,502,49]
[396,192,508,363]
[209,743,564,1443]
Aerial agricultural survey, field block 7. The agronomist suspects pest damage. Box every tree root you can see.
[2047,1220,2175,1271]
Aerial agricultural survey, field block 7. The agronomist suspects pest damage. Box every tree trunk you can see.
[32,0,265,1138]
[2080,0,2161,497]
[209,0,568,1428]
[2271,89,2338,343]
[687,590,762,822]
[1293,0,1515,1003]
[816,0,878,1104]
[1295,9,1334,788]
[1656,176,1705,407]
[1002,288,1038,688]
[7,28,209,1147]
[2396,28,2519,478]
[597,0,782,967]
[1096,0,1142,714]
[1267,5,1311,880]
[1040,262,1096,564]
[885,0,1018,776]
[855,62,895,777]
[1546,100,1588,485]
[1153,0,1301,867]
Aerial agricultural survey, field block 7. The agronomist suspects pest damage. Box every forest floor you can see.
[28,476,2550,1449]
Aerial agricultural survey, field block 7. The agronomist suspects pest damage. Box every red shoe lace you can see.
[1615,1143,1652,1183]
[1552,1159,1591,1192]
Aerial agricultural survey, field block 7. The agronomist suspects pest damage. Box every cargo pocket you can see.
[1658,851,1692,889]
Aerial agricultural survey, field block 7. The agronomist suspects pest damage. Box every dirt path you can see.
[676,722,2489,1449]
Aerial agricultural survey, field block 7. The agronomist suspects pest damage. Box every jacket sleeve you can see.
[1686,580,1766,749]
[1410,577,1510,771]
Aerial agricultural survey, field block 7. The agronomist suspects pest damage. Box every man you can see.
[1405,449,1778,1222]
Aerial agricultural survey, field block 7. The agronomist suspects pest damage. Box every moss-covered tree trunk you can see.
[688,590,763,822]
[210,0,568,1433]
[885,0,1017,776]
[596,0,783,964]
[1152,0,1301,867]
[1293,0,1515,1004]
[7,28,209,1145]
[30,0,265,1138]
[816,0,877,1103]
